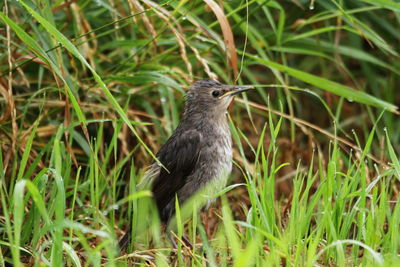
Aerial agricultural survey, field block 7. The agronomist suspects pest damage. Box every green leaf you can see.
[0,11,87,125]
[362,0,400,12]
[17,121,38,180]
[246,54,398,112]
[17,0,160,164]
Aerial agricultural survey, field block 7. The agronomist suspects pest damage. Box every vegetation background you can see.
[0,0,399,266]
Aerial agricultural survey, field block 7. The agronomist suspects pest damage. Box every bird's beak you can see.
[219,85,254,99]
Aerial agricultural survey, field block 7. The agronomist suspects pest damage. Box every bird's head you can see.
[184,79,253,117]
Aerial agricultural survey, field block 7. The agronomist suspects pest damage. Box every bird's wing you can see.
[151,128,202,220]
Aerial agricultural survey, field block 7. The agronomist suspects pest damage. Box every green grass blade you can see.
[246,53,397,112]
[17,1,160,163]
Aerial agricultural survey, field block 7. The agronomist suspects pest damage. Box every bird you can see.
[119,79,253,250]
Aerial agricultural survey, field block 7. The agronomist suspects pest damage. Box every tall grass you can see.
[0,0,399,266]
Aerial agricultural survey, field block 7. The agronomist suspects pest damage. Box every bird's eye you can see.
[212,90,221,98]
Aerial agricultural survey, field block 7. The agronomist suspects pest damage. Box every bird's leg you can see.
[162,223,177,249]
[167,230,193,250]
[168,232,178,249]
[181,235,193,249]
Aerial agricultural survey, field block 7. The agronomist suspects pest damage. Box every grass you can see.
[0,0,399,266]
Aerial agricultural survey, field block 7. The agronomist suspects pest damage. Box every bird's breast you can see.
[200,130,232,208]
[196,123,233,194]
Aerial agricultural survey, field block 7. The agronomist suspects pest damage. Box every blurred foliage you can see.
[0,0,399,265]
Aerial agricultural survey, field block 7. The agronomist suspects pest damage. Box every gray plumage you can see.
[119,79,253,250]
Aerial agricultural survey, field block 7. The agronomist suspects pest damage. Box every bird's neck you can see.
[181,110,229,131]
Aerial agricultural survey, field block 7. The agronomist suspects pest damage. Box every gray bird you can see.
[119,79,253,250]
